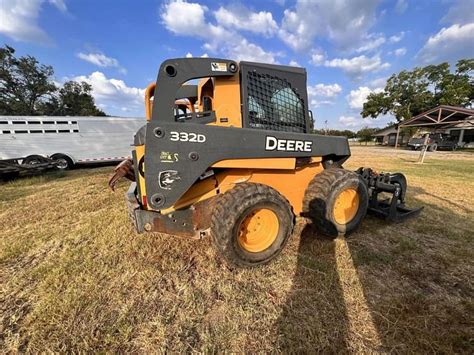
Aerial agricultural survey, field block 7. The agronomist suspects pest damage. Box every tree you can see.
[42,81,105,116]
[0,44,106,116]
[312,128,356,138]
[357,127,377,145]
[0,45,57,115]
[362,59,474,122]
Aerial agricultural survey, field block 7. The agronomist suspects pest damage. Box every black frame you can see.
[240,61,311,133]
[142,58,351,210]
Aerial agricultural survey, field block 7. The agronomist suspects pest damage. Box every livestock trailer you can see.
[0,116,145,170]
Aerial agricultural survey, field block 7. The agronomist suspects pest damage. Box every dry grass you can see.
[1,146,473,353]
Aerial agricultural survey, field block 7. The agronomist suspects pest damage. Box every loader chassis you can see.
[115,57,422,267]
[142,59,349,211]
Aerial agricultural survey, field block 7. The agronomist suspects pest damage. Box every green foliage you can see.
[312,129,356,138]
[0,45,57,115]
[362,59,474,122]
[0,44,105,116]
[42,81,106,116]
[356,127,377,144]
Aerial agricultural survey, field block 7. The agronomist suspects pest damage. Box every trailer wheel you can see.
[303,168,368,237]
[51,154,73,170]
[210,183,294,267]
[22,155,48,165]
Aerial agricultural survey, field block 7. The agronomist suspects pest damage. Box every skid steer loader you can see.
[109,58,422,267]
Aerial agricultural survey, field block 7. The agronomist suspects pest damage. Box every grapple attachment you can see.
[356,167,423,222]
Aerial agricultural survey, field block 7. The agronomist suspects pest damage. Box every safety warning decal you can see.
[211,62,227,72]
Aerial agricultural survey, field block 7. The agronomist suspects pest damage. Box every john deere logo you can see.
[265,135,312,152]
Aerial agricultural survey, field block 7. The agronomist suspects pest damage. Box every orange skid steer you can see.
[109,58,422,267]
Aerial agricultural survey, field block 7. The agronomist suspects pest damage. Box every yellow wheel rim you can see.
[238,208,279,253]
[333,188,360,225]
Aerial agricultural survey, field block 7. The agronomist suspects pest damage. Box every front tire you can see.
[210,183,294,267]
[303,168,368,237]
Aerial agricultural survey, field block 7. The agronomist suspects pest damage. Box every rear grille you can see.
[247,71,306,133]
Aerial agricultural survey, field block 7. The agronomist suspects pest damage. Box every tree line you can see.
[0,45,105,116]
[362,59,474,121]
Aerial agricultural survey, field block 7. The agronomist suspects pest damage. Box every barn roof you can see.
[400,105,474,128]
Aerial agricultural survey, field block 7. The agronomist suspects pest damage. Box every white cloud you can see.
[346,86,383,110]
[77,52,126,74]
[161,0,209,35]
[184,52,209,58]
[393,47,407,56]
[369,76,387,88]
[227,39,277,63]
[278,0,380,51]
[214,6,278,36]
[442,0,473,25]
[389,32,405,43]
[418,23,474,63]
[0,0,67,44]
[161,0,277,63]
[289,60,300,67]
[395,0,408,14]
[336,114,393,130]
[309,83,342,98]
[310,52,325,65]
[48,0,67,13]
[339,115,359,127]
[356,34,386,53]
[73,71,145,116]
[307,83,342,108]
[324,54,390,79]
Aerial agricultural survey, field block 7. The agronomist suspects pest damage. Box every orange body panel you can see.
[145,83,155,121]
[211,76,242,128]
[162,161,324,215]
[212,157,296,170]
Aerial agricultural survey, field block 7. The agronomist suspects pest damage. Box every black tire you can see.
[428,144,437,152]
[210,183,294,267]
[303,168,368,237]
[51,154,74,170]
[22,155,48,165]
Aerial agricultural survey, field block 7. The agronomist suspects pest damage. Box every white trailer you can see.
[0,116,145,169]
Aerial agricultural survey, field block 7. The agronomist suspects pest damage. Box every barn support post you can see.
[458,129,465,145]
[395,125,401,149]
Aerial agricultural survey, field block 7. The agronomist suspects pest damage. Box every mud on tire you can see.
[210,183,294,267]
[303,168,368,237]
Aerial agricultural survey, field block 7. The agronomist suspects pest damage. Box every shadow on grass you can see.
[276,224,352,352]
[276,194,472,353]
[410,186,472,214]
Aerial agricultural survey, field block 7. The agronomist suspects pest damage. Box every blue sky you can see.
[1,0,473,130]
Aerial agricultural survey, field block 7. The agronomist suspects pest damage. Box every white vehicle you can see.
[0,116,145,169]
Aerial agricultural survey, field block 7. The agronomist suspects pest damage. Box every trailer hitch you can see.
[356,167,423,222]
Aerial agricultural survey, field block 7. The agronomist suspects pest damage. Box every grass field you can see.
[1,146,473,352]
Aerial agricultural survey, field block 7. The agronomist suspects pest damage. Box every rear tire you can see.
[22,155,48,165]
[210,183,294,267]
[303,168,368,237]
